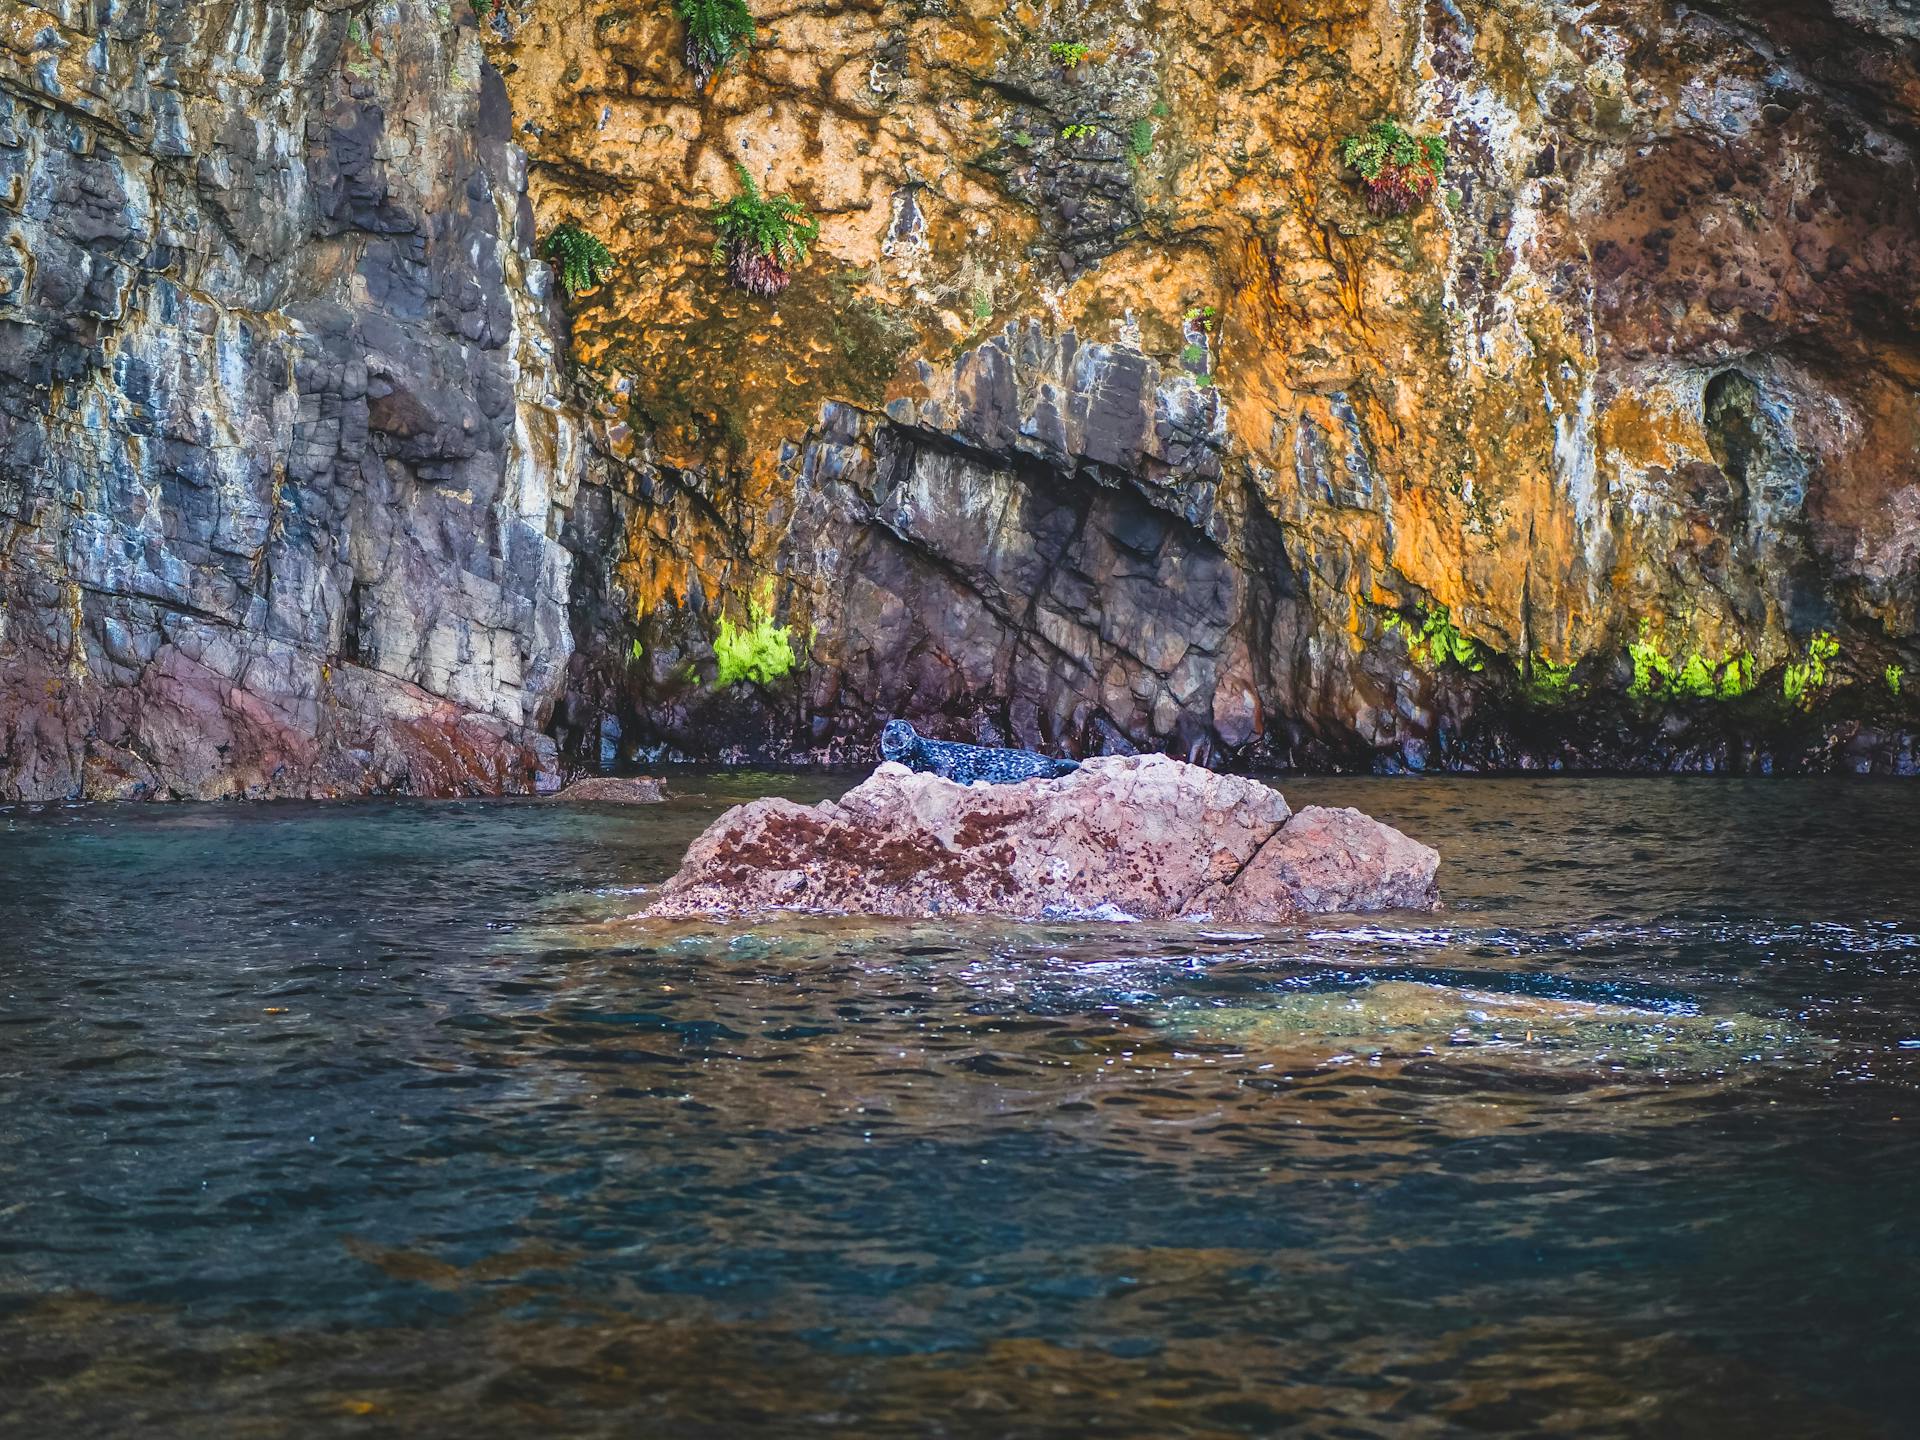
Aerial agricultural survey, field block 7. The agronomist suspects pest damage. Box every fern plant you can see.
[675,0,756,88]
[1340,119,1447,216]
[543,224,615,297]
[710,164,819,297]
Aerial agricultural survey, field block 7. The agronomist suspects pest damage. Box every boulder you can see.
[644,755,1438,922]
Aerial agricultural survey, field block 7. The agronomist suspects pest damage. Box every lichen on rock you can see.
[644,754,1440,922]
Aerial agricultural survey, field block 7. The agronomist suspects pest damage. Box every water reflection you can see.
[1,775,1917,1435]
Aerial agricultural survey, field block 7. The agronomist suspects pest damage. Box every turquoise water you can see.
[2,776,1917,1436]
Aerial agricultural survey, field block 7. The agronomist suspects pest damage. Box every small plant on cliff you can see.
[710,165,819,298]
[1128,117,1155,160]
[1049,41,1091,68]
[674,0,756,88]
[713,588,799,687]
[1340,119,1447,216]
[544,224,615,296]
[1888,663,1906,696]
[1059,122,1097,141]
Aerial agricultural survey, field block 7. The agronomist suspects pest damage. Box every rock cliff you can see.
[1,1,580,798]
[3,0,1918,798]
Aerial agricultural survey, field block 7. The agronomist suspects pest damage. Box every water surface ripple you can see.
[1,776,1916,1437]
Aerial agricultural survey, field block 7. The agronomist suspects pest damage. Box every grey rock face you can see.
[558,321,1267,770]
[0,2,580,800]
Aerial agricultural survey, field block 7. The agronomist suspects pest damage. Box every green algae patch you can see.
[1381,604,1485,672]
[714,587,799,688]
[1626,620,1754,701]
[1161,982,1821,1075]
[1783,630,1840,709]
[1524,657,1581,706]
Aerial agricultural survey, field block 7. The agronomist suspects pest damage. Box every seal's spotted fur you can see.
[879,719,1079,785]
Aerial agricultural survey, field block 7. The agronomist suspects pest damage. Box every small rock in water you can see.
[644,754,1438,922]
[550,775,668,804]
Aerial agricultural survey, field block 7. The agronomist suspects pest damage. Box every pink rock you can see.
[1211,805,1442,921]
[645,755,1439,922]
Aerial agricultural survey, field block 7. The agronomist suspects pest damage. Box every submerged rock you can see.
[549,776,668,804]
[645,755,1437,922]
[1164,981,1823,1076]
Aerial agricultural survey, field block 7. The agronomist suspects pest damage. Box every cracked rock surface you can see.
[644,754,1439,922]
[516,0,1920,776]
[6,0,1920,798]
[0,2,581,799]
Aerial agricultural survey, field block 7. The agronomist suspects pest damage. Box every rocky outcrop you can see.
[644,755,1439,922]
[4,2,1920,798]
[0,3,581,800]
[519,0,1920,776]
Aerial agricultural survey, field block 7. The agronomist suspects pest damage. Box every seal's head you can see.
[879,719,918,763]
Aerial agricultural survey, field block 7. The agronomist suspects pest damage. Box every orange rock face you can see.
[495,0,1920,772]
[7,1,1914,800]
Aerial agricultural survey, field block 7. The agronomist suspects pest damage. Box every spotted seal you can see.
[878,719,1080,785]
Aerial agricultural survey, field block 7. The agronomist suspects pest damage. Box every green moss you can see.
[1128,118,1154,160]
[1888,663,1906,696]
[1673,652,1717,699]
[1626,622,1674,699]
[1525,658,1580,705]
[713,587,799,688]
[1716,652,1756,699]
[1627,621,1754,702]
[1782,630,1840,709]
[1383,604,1485,672]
